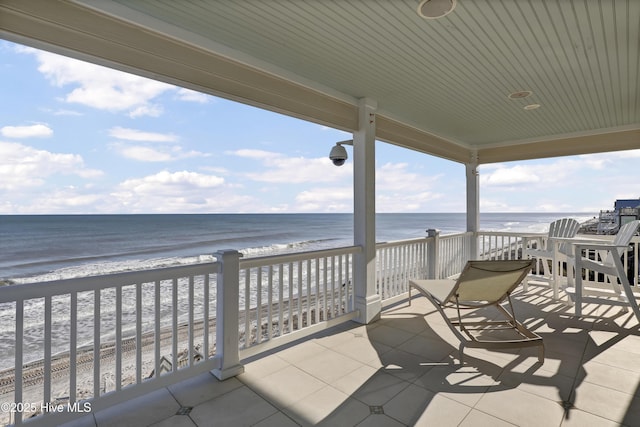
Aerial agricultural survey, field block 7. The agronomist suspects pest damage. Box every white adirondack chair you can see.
[565,220,640,321]
[523,218,581,299]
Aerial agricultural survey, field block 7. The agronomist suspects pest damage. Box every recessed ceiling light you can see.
[417,0,456,19]
[508,91,532,99]
[524,104,541,110]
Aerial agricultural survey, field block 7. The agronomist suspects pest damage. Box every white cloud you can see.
[114,145,174,162]
[230,149,281,160]
[110,142,209,162]
[34,189,103,212]
[480,165,541,186]
[373,162,445,212]
[110,170,262,213]
[109,127,178,142]
[230,149,350,183]
[376,162,440,191]
[109,127,207,162]
[22,47,174,117]
[1,124,53,138]
[295,187,352,212]
[0,141,102,190]
[128,104,164,118]
[50,109,83,116]
[176,88,210,103]
[119,170,224,192]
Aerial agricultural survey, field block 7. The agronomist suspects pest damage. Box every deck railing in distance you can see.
[238,246,360,358]
[477,232,640,288]
[0,263,220,426]
[438,232,474,278]
[375,232,473,305]
[477,231,529,261]
[376,238,429,303]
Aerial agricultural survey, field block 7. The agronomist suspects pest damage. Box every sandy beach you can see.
[0,318,214,425]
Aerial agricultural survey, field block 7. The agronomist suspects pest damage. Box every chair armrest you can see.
[571,242,628,251]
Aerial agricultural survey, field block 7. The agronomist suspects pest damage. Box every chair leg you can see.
[613,256,640,321]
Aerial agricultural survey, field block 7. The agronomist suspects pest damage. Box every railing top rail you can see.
[439,231,473,239]
[0,262,219,303]
[239,245,361,269]
[477,231,544,238]
[375,237,428,249]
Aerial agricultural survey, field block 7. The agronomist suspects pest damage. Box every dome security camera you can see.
[329,144,348,166]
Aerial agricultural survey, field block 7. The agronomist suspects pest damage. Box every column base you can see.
[211,364,244,381]
[354,294,382,324]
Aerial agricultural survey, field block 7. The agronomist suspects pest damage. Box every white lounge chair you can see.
[565,220,640,320]
[523,218,580,299]
[409,259,544,364]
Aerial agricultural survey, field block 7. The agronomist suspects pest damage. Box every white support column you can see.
[426,229,440,279]
[353,97,381,324]
[466,151,480,260]
[212,249,244,380]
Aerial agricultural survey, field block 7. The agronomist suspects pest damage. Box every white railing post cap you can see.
[426,229,440,237]
[214,249,243,257]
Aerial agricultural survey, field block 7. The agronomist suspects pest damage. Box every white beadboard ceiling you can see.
[1,0,638,164]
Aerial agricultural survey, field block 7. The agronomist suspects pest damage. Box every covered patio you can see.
[1,1,639,426]
[66,285,640,426]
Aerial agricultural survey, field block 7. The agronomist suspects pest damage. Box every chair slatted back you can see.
[548,218,580,253]
[548,218,581,239]
[450,260,534,304]
[608,220,640,260]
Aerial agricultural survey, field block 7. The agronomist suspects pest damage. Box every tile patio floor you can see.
[61,283,640,427]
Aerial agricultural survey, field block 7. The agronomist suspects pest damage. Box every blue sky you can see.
[1,40,639,215]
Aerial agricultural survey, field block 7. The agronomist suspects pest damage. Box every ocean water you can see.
[0,213,595,283]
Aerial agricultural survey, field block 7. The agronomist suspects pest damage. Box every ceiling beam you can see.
[477,128,640,164]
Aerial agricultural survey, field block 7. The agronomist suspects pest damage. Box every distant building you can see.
[598,199,640,234]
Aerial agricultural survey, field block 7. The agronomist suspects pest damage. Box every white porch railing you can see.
[375,231,474,306]
[0,263,221,426]
[476,231,640,288]
[1,230,638,426]
[376,238,428,303]
[477,231,529,261]
[237,246,360,359]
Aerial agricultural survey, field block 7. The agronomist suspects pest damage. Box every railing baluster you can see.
[188,276,195,367]
[288,262,293,332]
[314,259,320,324]
[244,270,250,346]
[203,274,210,358]
[322,258,328,321]
[94,289,101,398]
[267,266,273,340]
[44,296,52,405]
[14,300,23,425]
[297,261,302,329]
[306,260,311,324]
[116,285,122,391]
[338,255,344,311]
[70,293,77,404]
[172,278,178,372]
[136,283,142,384]
[154,280,161,378]
[256,268,262,343]
[346,254,352,310]
[278,264,284,336]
